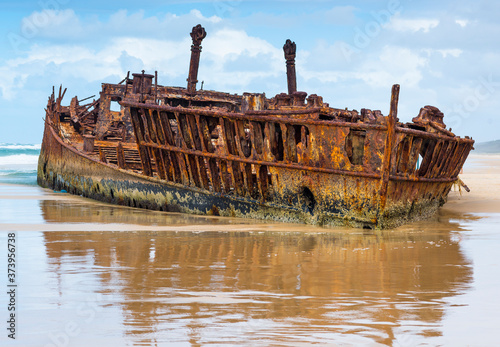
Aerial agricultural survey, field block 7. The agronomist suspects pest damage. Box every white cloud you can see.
[0,8,234,99]
[301,45,427,89]
[421,48,463,59]
[20,9,84,39]
[207,29,277,57]
[3,4,500,143]
[386,15,439,33]
[200,29,284,92]
[191,9,222,23]
[323,6,358,25]
[0,65,28,100]
[437,49,463,58]
[0,16,285,99]
[359,47,428,88]
[12,8,222,43]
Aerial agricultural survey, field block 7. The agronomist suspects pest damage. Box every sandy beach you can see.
[444,153,500,214]
[1,152,500,346]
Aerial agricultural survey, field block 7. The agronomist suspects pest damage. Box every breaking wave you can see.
[0,143,41,150]
[0,154,39,166]
[0,144,40,185]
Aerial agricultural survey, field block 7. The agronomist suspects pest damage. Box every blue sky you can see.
[1,0,499,143]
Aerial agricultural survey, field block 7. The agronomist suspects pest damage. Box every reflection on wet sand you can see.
[40,199,473,346]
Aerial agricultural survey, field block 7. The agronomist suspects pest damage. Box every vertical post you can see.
[98,147,108,164]
[83,135,95,153]
[123,71,130,97]
[187,24,207,95]
[283,39,297,94]
[116,142,126,169]
[379,84,400,213]
[154,70,158,104]
[140,70,145,102]
[130,107,153,177]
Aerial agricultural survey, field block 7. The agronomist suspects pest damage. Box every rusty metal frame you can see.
[37,24,475,229]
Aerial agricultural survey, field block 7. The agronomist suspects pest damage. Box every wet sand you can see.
[1,153,500,346]
[444,153,500,214]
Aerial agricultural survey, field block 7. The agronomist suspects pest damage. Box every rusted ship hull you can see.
[37,108,471,229]
[37,24,474,229]
[38,118,378,227]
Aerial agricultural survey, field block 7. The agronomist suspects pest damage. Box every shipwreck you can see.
[37,24,474,229]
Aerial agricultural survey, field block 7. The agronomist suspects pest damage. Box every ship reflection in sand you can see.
[40,198,473,346]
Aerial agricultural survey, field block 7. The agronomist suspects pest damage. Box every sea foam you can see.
[0,144,40,185]
[0,154,39,166]
[0,143,41,150]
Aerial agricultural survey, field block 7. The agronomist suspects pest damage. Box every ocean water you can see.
[0,143,40,186]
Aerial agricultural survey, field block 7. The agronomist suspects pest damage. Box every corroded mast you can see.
[283,39,297,94]
[187,24,207,95]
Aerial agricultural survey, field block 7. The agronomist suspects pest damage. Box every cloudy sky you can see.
[0,0,498,144]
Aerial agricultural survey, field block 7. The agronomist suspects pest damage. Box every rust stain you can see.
[37,24,475,229]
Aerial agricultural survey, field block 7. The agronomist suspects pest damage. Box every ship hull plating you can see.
[38,119,454,229]
[37,25,474,229]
